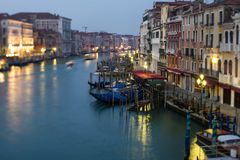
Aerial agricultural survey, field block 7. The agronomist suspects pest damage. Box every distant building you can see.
[9,12,72,56]
[0,18,34,57]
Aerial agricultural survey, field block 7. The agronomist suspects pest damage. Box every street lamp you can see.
[197,74,207,115]
[144,61,148,70]
[41,47,46,55]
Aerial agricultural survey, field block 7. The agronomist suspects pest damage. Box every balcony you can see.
[219,73,233,85]
[151,38,160,44]
[199,68,219,79]
[166,49,175,55]
[220,43,234,52]
[167,15,182,23]
[158,62,166,67]
[234,44,240,52]
[167,31,177,36]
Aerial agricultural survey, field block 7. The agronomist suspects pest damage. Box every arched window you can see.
[218,60,221,73]
[224,60,228,75]
[205,58,208,70]
[236,25,239,44]
[210,59,213,72]
[236,58,238,77]
[230,31,234,44]
[225,31,229,43]
[229,60,232,75]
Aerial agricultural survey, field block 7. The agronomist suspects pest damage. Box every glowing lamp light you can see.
[202,80,207,87]
[41,47,46,53]
[200,74,204,80]
[52,47,57,52]
[197,79,201,85]
[212,56,218,64]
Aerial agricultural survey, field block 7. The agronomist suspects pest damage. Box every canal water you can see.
[0,54,201,160]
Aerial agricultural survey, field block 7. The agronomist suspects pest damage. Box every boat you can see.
[84,53,96,60]
[196,129,231,146]
[66,61,75,68]
[90,83,142,104]
[217,135,240,158]
[0,60,10,72]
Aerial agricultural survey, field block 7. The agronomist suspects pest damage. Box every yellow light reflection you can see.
[53,59,57,66]
[40,61,45,72]
[0,72,5,83]
[137,114,151,146]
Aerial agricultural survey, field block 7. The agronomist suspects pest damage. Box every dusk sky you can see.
[0,0,162,35]
[0,0,214,35]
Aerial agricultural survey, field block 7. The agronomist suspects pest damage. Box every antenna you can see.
[82,26,88,33]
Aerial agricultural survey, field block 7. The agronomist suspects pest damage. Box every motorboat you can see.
[66,61,75,68]
[196,129,230,146]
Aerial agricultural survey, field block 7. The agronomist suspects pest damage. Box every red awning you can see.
[232,86,240,93]
[132,70,166,80]
[167,68,182,75]
[219,83,231,89]
[206,78,218,88]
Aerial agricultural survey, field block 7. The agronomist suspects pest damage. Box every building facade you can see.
[0,18,34,57]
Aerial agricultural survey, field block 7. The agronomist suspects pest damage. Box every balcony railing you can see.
[219,73,233,85]
[199,68,219,79]
[167,15,182,23]
[220,43,234,52]
[167,31,177,36]
[158,61,167,67]
[166,49,175,54]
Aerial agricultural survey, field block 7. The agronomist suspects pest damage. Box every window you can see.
[210,34,213,48]
[206,34,208,46]
[205,58,208,69]
[201,30,204,42]
[196,31,198,42]
[2,28,6,34]
[236,25,239,44]
[182,31,184,39]
[219,34,222,44]
[224,60,228,75]
[211,13,214,25]
[218,60,221,73]
[235,58,238,77]
[2,38,6,46]
[225,31,229,43]
[156,31,159,38]
[230,31,233,44]
[219,11,223,24]
[229,60,232,75]
[206,14,209,25]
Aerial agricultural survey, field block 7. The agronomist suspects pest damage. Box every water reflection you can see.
[0,72,5,83]
[40,61,45,72]
[53,59,57,70]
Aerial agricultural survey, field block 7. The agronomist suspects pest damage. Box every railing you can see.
[157,62,166,67]
[199,68,219,79]
[167,31,177,36]
[219,73,233,84]
[167,15,182,23]
[234,44,240,52]
[166,49,175,54]
[151,38,160,44]
[220,43,234,52]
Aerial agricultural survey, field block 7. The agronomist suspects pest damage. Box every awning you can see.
[167,68,182,75]
[132,70,166,80]
[232,86,240,93]
[206,78,218,88]
[219,83,231,89]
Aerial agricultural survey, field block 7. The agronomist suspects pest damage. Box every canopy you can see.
[132,70,166,80]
